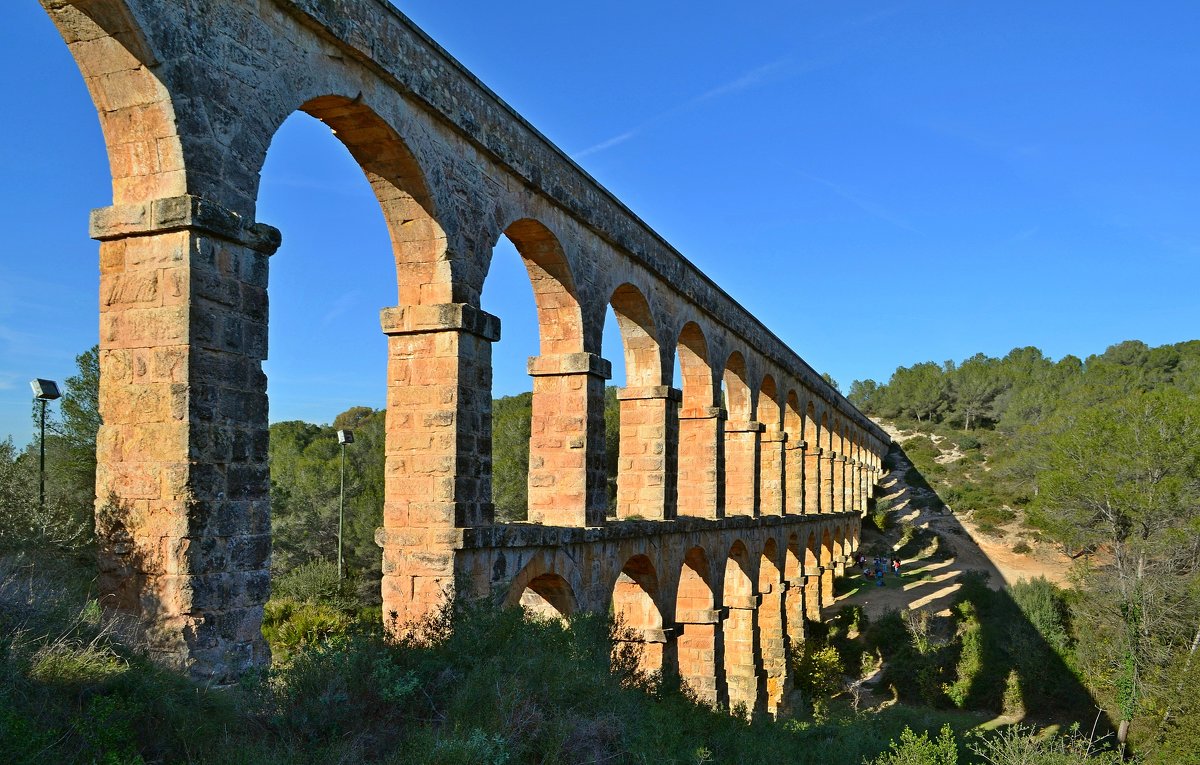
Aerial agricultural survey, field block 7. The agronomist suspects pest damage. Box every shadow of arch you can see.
[722,540,760,714]
[758,538,787,715]
[611,554,666,674]
[675,546,722,705]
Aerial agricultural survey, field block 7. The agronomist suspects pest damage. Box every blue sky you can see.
[2,1,1198,444]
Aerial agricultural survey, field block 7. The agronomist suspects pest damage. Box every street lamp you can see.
[336,429,354,580]
[30,378,61,513]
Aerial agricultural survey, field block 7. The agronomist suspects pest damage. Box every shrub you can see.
[1011,541,1032,555]
[272,560,359,610]
[868,724,958,765]
[972,507,1016,527]
[955,435,981,451]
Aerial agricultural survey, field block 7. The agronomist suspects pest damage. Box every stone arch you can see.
[512,573,577,619]
[610,283,676,521]
[784,532,806,647]
[805,531,820,569]
[784,390,805,514]
[297,95,447,306]
[504,555,581,619]
[758,375,784,516]
[722,351,752,419]
[493,218,597,526]
[494,218,583,355]
[722,540,759,713]
[723,352,758,517]
[676,321,720,518]
[612,554,666,674]
[758,537,787,714]
[677,321,714,408]
[609,283,662,387]
[676,546,720,704]
[757,375,782,430]
[43,0,185,206]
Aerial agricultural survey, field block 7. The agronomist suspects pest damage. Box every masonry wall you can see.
[44,0,890,693]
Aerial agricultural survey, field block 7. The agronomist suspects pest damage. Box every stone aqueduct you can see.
[44,0,890,710]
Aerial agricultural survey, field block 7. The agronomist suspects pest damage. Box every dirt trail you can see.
[837,425,1074,621]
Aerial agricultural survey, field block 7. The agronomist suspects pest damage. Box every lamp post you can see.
[30,379,61,513]
[336,429,354,580]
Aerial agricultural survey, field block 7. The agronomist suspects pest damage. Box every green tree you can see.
[492,392,532,522]
[949,353,1005,430]
[1035,388,1200,751]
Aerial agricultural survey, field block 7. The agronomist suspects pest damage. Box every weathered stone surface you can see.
[47,0,889,701]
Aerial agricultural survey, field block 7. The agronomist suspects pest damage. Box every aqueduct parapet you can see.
[43,0,890,710]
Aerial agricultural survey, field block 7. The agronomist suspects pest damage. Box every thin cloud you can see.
[575,130,639,159]
[572,55,803,160]
[320,290,362,326]
[696,58,791,102]
[801,172,920,234]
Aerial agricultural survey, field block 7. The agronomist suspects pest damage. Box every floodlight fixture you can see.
[336,429,355,579]
[30,378,61,401]
[30,378,61,513]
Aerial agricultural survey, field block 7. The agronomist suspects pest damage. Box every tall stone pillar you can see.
[525,353,610,526]
[676,607,723,706]
[758,584,789,716]
[858,463,869,515]
[723,595,761,714]
[785,440,806,514]
[615,386,681,520]
[723,420,762,516]
[803,447,822,514]
[802,567,823,620]
[91,196,280,682]
[677,406,725,518]
[378,302,500,631]
[834,455,848,514]
[820,564,835,605]
[849,460,861,516]
[758,429,786,516]
[821,452,837,515]
[784,577,806,646]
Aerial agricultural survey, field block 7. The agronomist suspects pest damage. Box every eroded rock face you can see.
[46,0,887,696]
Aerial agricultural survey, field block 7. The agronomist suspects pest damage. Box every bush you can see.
[972,507,1016,527]
[868,724,958,765]
[1011,541,1032,555]
[271,560,358,611]
[955,435,981,451]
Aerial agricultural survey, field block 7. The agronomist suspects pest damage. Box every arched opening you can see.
[511,572,577,620]
[676,322,719,518]
[676,547,720,704]
[607,284,674,520]
[612,554,665,674]
[258,97,461,640]
[784,533,806,644]
[758,376,784,516]
[803,530,822,618]
[722,353,757,517]
[757,538,787,715]
[722,540,759,714]
[819,527,836,606]
[482,219,588,525]
[784,390,804,514]
[259,108,407,637]
[803,400,821,514]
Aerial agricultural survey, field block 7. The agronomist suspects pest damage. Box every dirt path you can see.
[836,427,1074,621]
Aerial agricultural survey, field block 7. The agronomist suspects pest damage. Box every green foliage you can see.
[969,724,1124,765]
[1011,541,1032,555]
[269,408,385,580]
[955,435,981,451]
[492,392,532,521]
[867,724,958,765]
